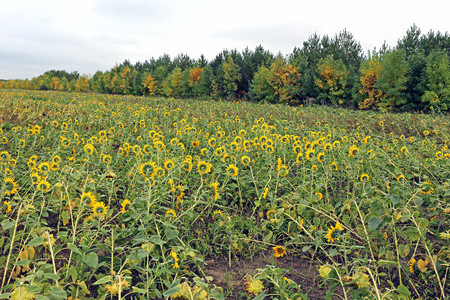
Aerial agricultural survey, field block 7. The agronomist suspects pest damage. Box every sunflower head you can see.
[4,178,19,195]
[273,246,286,258]
[121,199,131,214]
[92,201,108,217]
[165,209,177,219]
[37,180,50,192]
[139,161,158,178]
[226,164,239,177]
[360,174,370,182]
[81,192,96,207]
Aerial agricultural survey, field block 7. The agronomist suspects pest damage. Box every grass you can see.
[0,89,449,299]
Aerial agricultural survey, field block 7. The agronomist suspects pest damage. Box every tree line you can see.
[2,25,449,111]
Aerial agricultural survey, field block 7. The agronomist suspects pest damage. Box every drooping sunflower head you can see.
[165,209,177,219]
[0,151,10,161]
[121,199,131,214]
[317,152,325,162]
[349,145,359,157]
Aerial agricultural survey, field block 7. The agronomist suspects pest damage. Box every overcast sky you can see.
[1,0,449,80]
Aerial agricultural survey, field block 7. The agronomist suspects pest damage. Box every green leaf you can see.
[403,227,421,241]
[252,292,266,300]
[418,218,429,230]
[78,281,91,294]
[82,252,98,269]
[0,293,11,299]
[377,259,397,266]
[163,286,181,297]
[263,231,273,243]
[164,228,179,240]
[27,237,44,247]
[44,273,60,281]
[94,275,113,285]
[68,266,78,282]
[14,260,31,266]
[67,243,82,255]
[26,285,42,293]
[1,219,15,230]
[35,296,50,300]
[302,245,312,253]
[149,235,166,245]
[397,284,411,296]
[368,216,382,231]
[49,286,67,299]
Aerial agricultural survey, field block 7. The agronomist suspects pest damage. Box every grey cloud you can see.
[93,0,175,22]
[214,23,315,53]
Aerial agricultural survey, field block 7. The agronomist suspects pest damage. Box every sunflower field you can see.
[0,90,449,299]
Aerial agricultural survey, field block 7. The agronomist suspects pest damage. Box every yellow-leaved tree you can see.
[315,55,349,105]
[359,57,384,109]
[143,74,157,95]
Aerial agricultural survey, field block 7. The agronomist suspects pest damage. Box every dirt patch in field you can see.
[202,253,336,299]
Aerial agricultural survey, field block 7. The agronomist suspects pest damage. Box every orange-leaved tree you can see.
[250,57,301,104]
[270,58,301,104]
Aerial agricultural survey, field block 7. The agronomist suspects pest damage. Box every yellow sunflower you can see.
[139,161,158,178]
[121,199,131,214]
[349,145,359,156]
[165,209,177,219]
[81,191,97,207]
[164,159,175,171]
[408,258,416,274]
[326,222,344,243]
[210,182,220,200]
[241,155,251,166]
[92,201,108,217]
[38,162,51,173]
[102,154,112,164]
[317,152,325,162]
[4,201,12,213]
[226,164,239,177]
[273,246,286,258]
[4,178,19,195]
[84,143,95,155]
[197,160,212,175]
[360,174,370,182]
[37,180,50,192]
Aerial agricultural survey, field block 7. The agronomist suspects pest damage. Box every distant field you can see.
[0,90,449,299]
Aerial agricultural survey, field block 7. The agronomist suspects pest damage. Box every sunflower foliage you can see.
[0,90,449,299]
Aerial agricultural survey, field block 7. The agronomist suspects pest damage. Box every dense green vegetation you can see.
[2,25,449,112]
